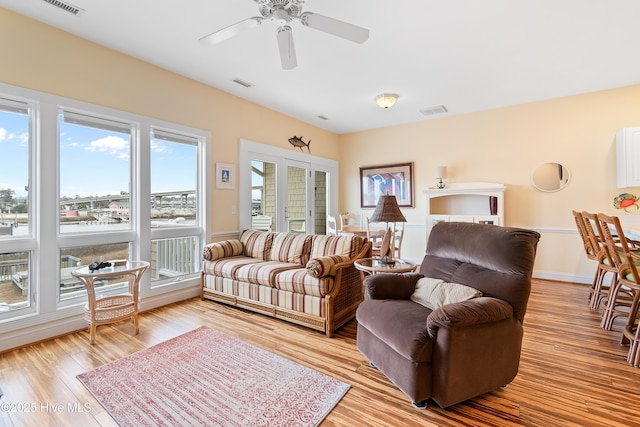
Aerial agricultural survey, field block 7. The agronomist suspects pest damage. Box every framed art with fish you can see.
[360,162,414,208]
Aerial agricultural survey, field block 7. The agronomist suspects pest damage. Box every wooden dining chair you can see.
[597,213,640,365]
[595,213,637,331]
[392,221,405,259]
[326,215,338,236]
[581,212,617,311]
[366,217,385,257]
[339,213,362,236]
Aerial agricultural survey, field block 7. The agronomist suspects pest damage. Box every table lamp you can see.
[370,194,407,264]
[434,166,447,189]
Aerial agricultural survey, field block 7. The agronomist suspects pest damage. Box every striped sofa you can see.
[201,229,371,337]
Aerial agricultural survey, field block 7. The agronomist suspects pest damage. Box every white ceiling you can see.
[3,0,640,134]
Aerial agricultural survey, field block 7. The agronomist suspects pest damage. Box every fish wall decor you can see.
[613,193,640,212]
[288,135,311,152]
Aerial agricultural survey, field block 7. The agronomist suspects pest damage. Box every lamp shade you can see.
[370,195,407,223]
[434,166,447,179]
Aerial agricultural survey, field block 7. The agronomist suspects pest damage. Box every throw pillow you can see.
[202,239,243,261]
[411,277,482,310]
[306,255,351,278]
[240,229,274,260]
[269,233,313,265]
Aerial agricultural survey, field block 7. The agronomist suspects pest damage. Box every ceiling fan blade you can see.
[198,17,263,45]
[300,12,369,44]
[277,25,297,70]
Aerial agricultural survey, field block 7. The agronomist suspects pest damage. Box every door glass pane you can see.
[150,130,197,226]
[0,251,30,311]
[0,102,30,238]
[59,242,130,300]
[314,171,328,235]
[251,160,275,232]
[59,112,132,233]
[287,165,307,233]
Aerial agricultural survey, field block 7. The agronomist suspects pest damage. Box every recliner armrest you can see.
[364,273,423,300]
[426,297,514,340]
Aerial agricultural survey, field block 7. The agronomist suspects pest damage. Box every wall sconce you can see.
[434,166,447,189]
[375,93,399,109]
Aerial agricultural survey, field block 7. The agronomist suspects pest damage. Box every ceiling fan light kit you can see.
[199,0,370,70]
[375,93,399,109]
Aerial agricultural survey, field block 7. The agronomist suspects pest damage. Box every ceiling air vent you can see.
[232,78,253,88]
[41,0,85,16]
[317,115,329,121]
[420,105,448,116]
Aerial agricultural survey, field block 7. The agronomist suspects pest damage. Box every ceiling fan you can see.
[198,0,370,70]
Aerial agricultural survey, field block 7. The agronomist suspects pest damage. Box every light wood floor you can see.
[1,279,639,427]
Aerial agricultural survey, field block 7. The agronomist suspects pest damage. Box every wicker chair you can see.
[581,212,618,312]
[596,214,639,331]
[574,211,609,309]
[597,213,640,365]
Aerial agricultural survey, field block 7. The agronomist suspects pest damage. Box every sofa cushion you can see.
[310,234,364,258]
[356,299,434,363]
[274,268,335,297]
[234,260,301,287]
[269,233,313,265]
[240,229,274,260]
[306,255,351,278]
[202,239,243,261]
[411,277,482,310]
[203,256,265,279]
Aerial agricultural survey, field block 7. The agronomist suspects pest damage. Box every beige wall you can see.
[338,85,640,282]
[0,8,339,234]
[4,7,640,283]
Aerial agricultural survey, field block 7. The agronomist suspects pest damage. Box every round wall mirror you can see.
[531,162,570,192]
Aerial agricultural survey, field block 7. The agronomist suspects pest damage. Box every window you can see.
[59,111,132,233]
[150,129,198,226]
[0,97,33,315]
[0,251,30,312]
[59,243,130,300]
[150,129,202,287]
[0,83,209,331]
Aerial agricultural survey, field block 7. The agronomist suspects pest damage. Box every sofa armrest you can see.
[202,239,244,261]
[306,255,352,278]
[426,297,514,340]
[364,273,423,300]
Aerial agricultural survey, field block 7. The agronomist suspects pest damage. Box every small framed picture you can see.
[216,163,235,189]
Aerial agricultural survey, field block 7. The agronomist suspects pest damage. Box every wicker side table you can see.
[71,261,149,345]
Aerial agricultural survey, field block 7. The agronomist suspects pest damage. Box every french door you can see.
[240,140,337,235]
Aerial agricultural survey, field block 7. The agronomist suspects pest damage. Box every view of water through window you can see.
[1,96,204,313]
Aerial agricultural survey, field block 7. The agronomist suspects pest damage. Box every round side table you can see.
[72,261,149,344]
[354,257,417,275]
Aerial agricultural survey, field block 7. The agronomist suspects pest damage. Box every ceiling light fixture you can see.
[375,93,399,109]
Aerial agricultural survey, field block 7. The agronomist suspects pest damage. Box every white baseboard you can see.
[0,286,200,353]
[532,270,592,285]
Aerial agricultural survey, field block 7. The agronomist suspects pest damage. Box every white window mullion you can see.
[38,101,61,314]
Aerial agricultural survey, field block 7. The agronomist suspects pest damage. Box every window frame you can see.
[0,82,210,334]
[0,94,38,321]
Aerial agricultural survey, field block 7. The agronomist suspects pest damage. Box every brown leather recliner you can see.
[356,222,540,408]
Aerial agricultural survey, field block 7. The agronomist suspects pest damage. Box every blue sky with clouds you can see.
[0,109,195,199]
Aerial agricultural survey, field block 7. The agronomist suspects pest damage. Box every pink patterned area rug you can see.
[77,326,349,427]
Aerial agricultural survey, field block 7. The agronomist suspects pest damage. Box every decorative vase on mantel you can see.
[489,196,498,215]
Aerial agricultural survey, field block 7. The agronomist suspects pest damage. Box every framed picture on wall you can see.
[360,162,414,208]
[216,163,235,189]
